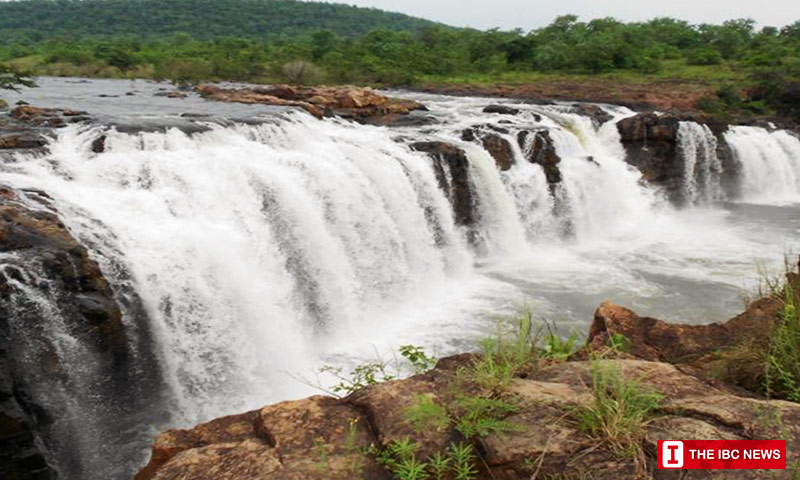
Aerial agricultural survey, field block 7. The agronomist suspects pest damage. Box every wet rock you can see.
[573,103,613,125]
[0,186,133,479]
[0,132,46,149]
[360,112,437,127]
[480,133,515,171]
[91,135,106,154]
[483,104,520,115]
[616,113,683,194]
[409,141,475,227]
[195,84,426,122]
[518,129,562,184]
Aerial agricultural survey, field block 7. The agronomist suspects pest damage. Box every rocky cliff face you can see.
[136,289,800,480]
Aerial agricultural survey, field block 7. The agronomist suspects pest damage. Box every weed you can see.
[404,394,450,432]
[428,452,451,480]
[543,331,580,360]
[607,333,631,353]
[449,443,479,480]
[320,360,396,396]
[400,345,437,374]
[766,283,800,402]
[455,395,522,438]
[575,361,662,461]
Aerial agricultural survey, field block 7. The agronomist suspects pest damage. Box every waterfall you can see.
[529,109,659,241]
[677,121,724,205]
[1,114,474,478]
[2,88,799,480]
[724,126,800,204]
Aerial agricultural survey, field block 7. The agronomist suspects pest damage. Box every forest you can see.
[0,0,799,121]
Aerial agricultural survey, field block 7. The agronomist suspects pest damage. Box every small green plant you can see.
[468,308,541,391]
[320,360,395,396]
[400,345,437,374]
[766,283,800,402]
[455,395,522,438]
[404,394,450,432]
[543,331,580,360]
[576,361,662,461]
[343,418,367,478]
[449,443,478,480]
[607,333,631,353]
[428,451,451,480]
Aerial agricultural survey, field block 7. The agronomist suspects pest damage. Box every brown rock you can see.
[194,84,425,122]
[481,133,515,171]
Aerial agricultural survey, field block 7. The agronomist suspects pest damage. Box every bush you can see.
[686,48,723,65]
[282,60,323,85]
[766,284,800,401]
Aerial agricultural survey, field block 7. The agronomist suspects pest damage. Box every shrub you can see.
[282,60,323,85]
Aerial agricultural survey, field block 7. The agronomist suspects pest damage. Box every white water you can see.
[678,121,724,205]
[2,83,799,479]
[725,126,800,205]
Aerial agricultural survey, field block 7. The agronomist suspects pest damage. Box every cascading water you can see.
[677,121,725,205]
[725,126,800,204]
[2,81,799,480]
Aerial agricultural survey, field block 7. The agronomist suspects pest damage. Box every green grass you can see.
[576,361,663,462]
[766,283,800,402]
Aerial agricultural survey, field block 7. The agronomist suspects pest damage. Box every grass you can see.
[575,361,663,464]
[766,283,800,402]
[376,438,479,480]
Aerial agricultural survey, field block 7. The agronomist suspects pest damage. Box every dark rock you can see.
[616,113,683,196]
[481,133,515,171]
[91,135,106,154]
[360,113,437,127]
[518,129,562,184]
[410,142,474,228]
[483,104,520,115]
[573,103,613,125]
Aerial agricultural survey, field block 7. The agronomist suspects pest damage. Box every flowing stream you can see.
[1,78,800,479]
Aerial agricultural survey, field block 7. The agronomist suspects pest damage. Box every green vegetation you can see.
[376,440,478,480]
[766,283,800,401]
[0,0,439,40]
[575,361,663,462]
[1,0,799,120]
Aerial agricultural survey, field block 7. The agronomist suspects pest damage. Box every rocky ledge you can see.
[195,84,427,122]
[136,269,800,480]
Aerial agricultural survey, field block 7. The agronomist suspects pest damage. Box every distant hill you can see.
[0,0,445,40]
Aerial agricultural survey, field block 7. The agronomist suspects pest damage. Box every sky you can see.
[320,0,800,31]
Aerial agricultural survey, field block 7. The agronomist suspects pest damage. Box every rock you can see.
[0,132,47,149]
[0,99,7,109]
[585,297,786,393]
[138,396,388,480]
[409,142,474,227]
[573,103,613,125]
[7,105,89,128]
[0,186,133,479]
[480,133,515,170]
[360,113,437,127]
[138,351,800,480]
[166,91,188,99]
[483,104,520,115]
[195,84,426,123]
[517,129,562,184]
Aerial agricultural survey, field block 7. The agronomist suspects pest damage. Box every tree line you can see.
[1,12,799,121]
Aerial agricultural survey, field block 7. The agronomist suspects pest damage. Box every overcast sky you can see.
[321,0,800,31]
